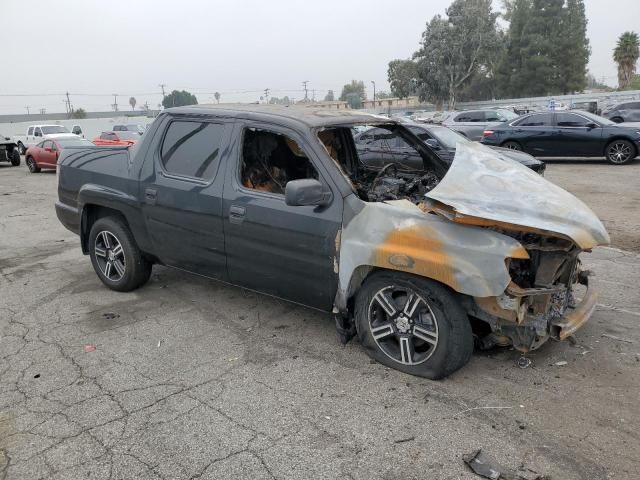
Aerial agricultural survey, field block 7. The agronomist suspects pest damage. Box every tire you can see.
[501,140,523,151]
[605,139,636,165]
[354,271,473,379]
[26,156,40,173]
[610,117,624,124]
[10,149,20,166]
[17,142,26,155]
[88,216,152,292]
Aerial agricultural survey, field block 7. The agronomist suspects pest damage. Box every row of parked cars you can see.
[393,106,640,164]
[0,124,145,172]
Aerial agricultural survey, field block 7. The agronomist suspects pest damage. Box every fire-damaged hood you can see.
[424,142,610,249]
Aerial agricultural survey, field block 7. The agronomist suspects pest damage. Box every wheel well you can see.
[603,137,638,157]
[80,205,129,254]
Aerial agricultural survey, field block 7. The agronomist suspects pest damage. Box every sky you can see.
[1,0,638,114]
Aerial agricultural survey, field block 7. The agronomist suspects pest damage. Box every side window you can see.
[485,111,506,122]
[42,141,52,149]
[28,127,34,136]
[514,114,553,127]
[72,126,82,135]
[629,102,640,109]
[240,127,318,194]
[35,127,42,137]
[160,121,225,180]
[455,111,483,122]
[113,126,122,131]
[556,113,590,127]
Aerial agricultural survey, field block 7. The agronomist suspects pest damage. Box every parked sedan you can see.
[93,131,139,146]
[601,101,640,123]
[354,123,545,174]
[25,137,93,173]
[481,111,640,164]
[442,108,519,140]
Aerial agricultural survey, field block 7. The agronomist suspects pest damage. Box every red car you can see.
[25,137,93,173]
[92,131,139,146]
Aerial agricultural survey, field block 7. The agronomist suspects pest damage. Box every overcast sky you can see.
[1,0,638,114]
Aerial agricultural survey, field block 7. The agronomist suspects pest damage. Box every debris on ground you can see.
[101,312,119,320]
[83,344,96,353]
[601,333,633,344]
[554,361,568,366]
[517,357,532,369]
[463,449,548,479]
[394,436,415,444]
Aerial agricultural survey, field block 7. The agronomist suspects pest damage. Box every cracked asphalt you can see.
[1,161,639,480]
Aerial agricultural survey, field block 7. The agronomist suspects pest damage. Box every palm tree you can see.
[613,31,639,89]
[214,92,221,104]
[129,96,137,111]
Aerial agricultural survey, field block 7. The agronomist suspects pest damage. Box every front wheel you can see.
[88,216,152,292]
[26,156,40,173]
[605,139,636,164]
[501,140,523,151]
[354,272,473,379]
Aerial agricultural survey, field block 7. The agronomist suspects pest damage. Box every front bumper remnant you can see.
[550,285,597,340]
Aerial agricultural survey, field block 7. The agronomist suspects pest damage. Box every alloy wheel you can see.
[26,157,35,172]
[608,142,632,164]
[502,141,522,151]
[368,286,439,365]
[94,231,126,282]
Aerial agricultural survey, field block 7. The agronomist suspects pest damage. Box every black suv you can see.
[602,101,640,123]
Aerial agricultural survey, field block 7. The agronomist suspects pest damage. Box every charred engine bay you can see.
[353,164,440,203]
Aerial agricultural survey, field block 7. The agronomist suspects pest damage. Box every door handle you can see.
[144,188,157,205]
[229,205,246,224]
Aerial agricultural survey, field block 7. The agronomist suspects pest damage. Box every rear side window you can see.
[160,121,225,180]
[454,111,484,122]
[513,113,553,127]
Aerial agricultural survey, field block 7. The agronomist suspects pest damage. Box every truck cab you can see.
[16,124,78,154]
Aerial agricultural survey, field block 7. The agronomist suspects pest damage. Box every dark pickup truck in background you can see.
[56,105,609,379]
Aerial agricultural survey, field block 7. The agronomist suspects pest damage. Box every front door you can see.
[553,112,603,155]
[140,116,232,280]
[39,140,57,167]
[223,123,342,310]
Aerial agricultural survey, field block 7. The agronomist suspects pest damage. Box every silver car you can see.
[442,108,519,141]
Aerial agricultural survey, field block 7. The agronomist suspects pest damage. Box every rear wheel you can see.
[354,271,473,379]
[26,156,40,173]
[610,116,624,124]
[605,139,636,164]
[10,149,20,166]
[501,140,523,151]
[88,216,152,292]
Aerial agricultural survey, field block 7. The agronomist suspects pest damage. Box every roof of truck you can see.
[164,104,393,128]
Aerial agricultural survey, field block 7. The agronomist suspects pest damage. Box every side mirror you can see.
[285,179,331,207]
[586,122,598,129]
[425,138,441,150]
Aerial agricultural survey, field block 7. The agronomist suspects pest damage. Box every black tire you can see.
[17,142,26,155]
[10,149,20,166]
[88,216,152,292]
[354,271,473,379]
[26,156,40,173]
[610,116,624,124]
[501,140,523,151]
[605,139,636,165]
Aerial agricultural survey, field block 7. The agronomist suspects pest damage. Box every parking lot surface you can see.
[1,161,639,480]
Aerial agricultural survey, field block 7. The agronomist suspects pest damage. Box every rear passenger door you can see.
[140,116,232,280]
[511,113,556,155]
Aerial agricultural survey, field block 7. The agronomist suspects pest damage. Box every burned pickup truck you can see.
[55,105,609,379]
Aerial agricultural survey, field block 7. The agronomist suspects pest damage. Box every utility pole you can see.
[371,81,376,104]
[25,106,30,115]
[159,83,167,107]
[112,94,118,112]
[312,89,316,102]
[39,108,46,115]
[302,81,309,101]
[64,92,72,114]
[263,88,270,103]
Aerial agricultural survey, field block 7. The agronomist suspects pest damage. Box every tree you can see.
[557,0,590,94]
[324,90,335,102]
[162,90,198,108]
[413,0,501,109]
[495,0,529,97]
[71,108,86,119]
[268,96,291,105]
[339,80,367,102]
[214,92,221,104]
[387,59,418,98]
[613,31,639,89]
[129,96,136,111]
